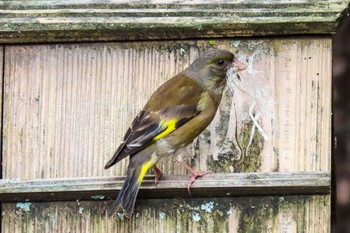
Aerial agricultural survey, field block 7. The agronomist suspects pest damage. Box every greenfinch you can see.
[105,49,246,218]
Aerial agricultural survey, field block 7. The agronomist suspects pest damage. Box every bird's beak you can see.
[231,58,247,72]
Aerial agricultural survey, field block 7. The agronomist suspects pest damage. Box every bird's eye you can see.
[217,59,225,65]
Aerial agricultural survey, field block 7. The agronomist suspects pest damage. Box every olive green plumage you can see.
[105,49,240,218]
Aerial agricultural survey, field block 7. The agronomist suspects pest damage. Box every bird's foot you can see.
[187,169,211,193]
[175,160,212,193]
[153,165,163,185]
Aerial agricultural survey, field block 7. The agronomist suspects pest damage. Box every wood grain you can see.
[0,172,330,202]
[0,0,346,43]
[1,195,330,233]
[273,39,332,172]
[193,38,332,173]
[0,45,3,178]
[2,38,332,180]
[1,38,332,233]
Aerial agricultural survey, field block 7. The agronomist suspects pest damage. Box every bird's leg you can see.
[153,165,163,185]
[177,160,211,193]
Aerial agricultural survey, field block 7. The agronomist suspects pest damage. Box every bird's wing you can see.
[104,74,203,169]
[104,104,200,169]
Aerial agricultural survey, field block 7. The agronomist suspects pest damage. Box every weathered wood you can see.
[0,45,3,178]
[0,0,346,43]
[0,172,330,202]
[0,8,334,231]
[2,38,332,180]
[1,195,330,233]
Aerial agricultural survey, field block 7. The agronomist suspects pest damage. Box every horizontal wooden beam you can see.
[0,172,330,202]
[0,0,346,43]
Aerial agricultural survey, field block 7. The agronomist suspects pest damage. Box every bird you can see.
[104,49,246,218]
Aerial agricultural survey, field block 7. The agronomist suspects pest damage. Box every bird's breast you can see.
[159,92,218,149]
[197,92,218,112]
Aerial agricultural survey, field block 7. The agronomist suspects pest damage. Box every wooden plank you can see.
[0,45,4,233]
[198,38,332,173]
[0,45,3,177]
[0,0,346,43]
[1,195,330,233]
[2,38,332,180]
[0,172,330,202]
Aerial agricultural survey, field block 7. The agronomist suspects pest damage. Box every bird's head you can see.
[185,49,246,95]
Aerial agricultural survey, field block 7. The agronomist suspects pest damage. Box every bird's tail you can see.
[108,152,158,218]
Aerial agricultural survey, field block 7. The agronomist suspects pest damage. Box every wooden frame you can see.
[0,38,333,198]
[0,0,345,201]
[0,172,330,202]
[0,0,346,43]
[0,1,346,232]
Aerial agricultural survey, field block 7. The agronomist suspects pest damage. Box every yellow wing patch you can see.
[153,119,177,141]
[137,120,179,184]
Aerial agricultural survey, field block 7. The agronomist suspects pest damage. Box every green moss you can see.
[206,150,237,173]
[238,198,278,233]
[273,147,280,172]
[3,196,328,232]
[230,41,241,48]
[206,120,263,173]
[233,121,264,172]
[197,24,204,31]
[135,198,232,232]
[201,129,211,143]
[237,196,307,233]
[246,40,264,52]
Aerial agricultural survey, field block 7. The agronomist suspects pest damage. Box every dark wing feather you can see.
[104,105,200,169]
[105,111,160,169]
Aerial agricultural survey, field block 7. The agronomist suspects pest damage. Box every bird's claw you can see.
[187,170,211,194]
[153,165,163,185]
